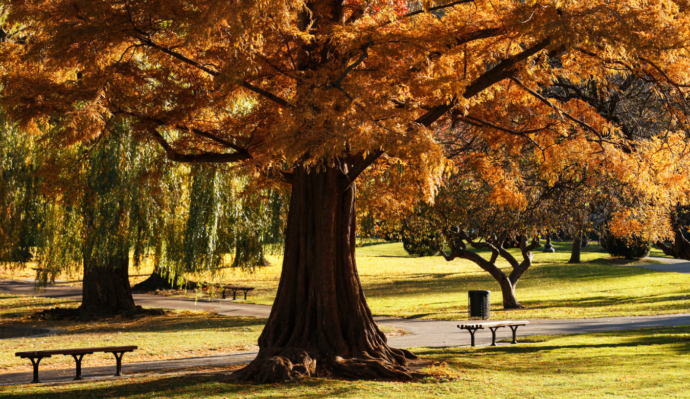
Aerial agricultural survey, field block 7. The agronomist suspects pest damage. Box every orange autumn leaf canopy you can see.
[1,0,690,239]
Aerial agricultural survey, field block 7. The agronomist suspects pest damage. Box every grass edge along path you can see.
[1,325,688,398]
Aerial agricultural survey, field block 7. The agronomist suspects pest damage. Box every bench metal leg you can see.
[232,289,238,300]
[243,290,248,300]
[489,327,502,346]
[28,357,43,384]
[509,325,520,344]
[71,354,86,380]
[110,351,127,376]
[462,327,481,347]
[222,288,227,299]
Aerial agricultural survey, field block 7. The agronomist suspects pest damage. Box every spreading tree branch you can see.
[150,130,252,163]
[135,34,293,109]
[416,37,552,127]
[347,150,385,181]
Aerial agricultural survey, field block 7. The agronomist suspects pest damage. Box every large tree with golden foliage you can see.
[2,0,690,382]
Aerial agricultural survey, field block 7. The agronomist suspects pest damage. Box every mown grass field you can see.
[2,241,689,321]
[3,325,689,398]
[224,241,690,320]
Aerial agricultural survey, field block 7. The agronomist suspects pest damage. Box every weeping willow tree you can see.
[135,166,288,291]
[33,121,177,316]
[0,115,42,263]
[3,114,286,312]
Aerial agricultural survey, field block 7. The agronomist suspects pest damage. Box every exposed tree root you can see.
[230,348,317,384]
[230,347,427,384]
[329,356,427,381]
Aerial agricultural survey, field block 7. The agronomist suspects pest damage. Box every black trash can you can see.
[468,290,491,320]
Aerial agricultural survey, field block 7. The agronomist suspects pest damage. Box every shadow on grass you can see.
[0,300,81,312]
[1,374,355,399]
[513,291,690,312]
[1,311,267,334]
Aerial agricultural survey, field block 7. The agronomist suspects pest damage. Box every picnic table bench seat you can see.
[15,345,137,383]
[457,320,529,347]
[222,285,254,300]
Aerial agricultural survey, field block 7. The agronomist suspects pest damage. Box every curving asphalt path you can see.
[2,255,690,386]
[626,256,690,274]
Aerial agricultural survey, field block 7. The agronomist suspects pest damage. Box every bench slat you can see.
[222,286,254,290]
[16,346,137,357]
[457,320,529,329]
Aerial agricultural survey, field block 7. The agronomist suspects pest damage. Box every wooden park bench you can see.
[222,285,255,300]
[457,321,529,347]
[15,345,137,383]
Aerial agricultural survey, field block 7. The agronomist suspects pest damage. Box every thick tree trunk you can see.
[569,233,582,264]
[80,250,137,316]
[232,166,419,383]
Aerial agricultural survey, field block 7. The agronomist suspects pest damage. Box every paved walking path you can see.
[3,265,690,386]
[627,256,690,274]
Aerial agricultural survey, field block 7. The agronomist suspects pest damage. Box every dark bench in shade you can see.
[15,345,137,383]
[457,321,529,346]
[222,285,255,300]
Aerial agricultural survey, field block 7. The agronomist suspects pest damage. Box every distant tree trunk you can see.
[232,165,419,383]
[498,273,522,309]
[232,234,271,268]
[569,232,582,264]
[656,228,690,261]
[132,266,180,292]
[80,250,137,316]
[581,233,589,247]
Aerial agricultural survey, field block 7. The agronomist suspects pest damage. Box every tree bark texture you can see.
[232,166,419,383]
[569,232,582,264]
[440,233,540,309]
[80,250,137,316]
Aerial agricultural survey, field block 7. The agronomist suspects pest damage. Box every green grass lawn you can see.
[220,241,690,320]
[3,324,689,398]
